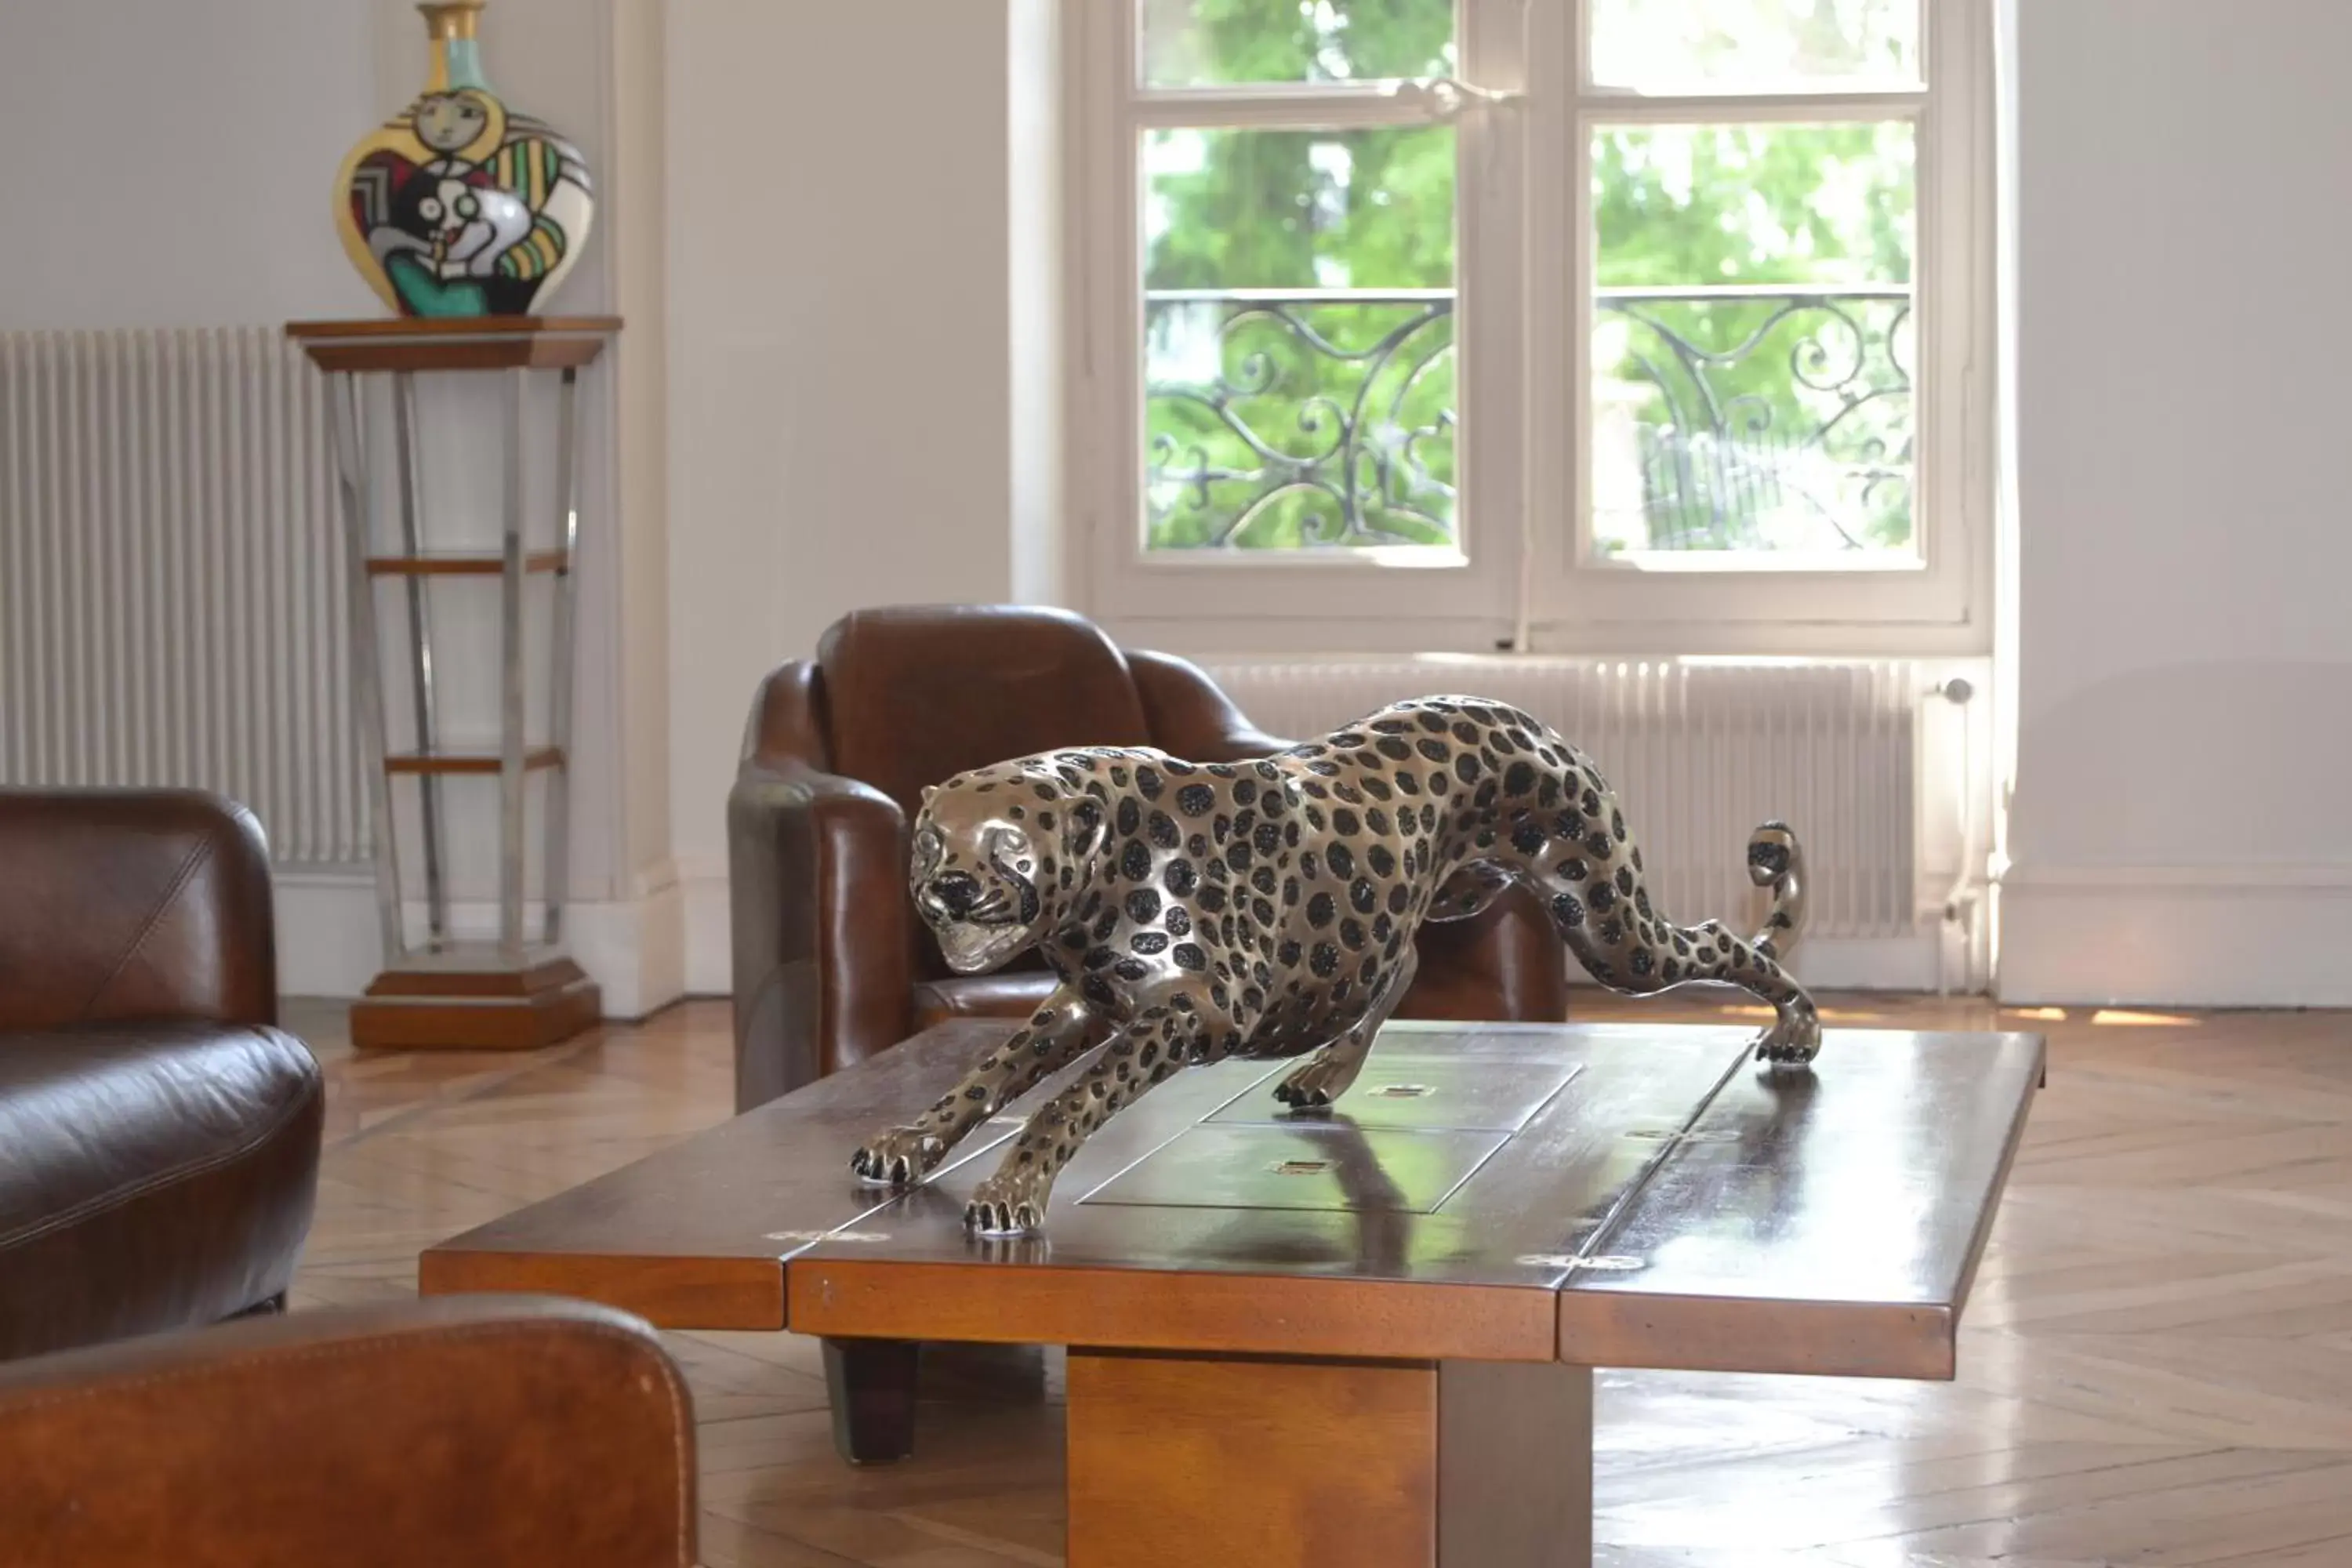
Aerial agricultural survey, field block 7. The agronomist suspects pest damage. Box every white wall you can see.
[0,1,377,326]
[1007,0,1068,608]
[606,0,681,999]
[665,1,1029,986]
[1998,0,2352,1005]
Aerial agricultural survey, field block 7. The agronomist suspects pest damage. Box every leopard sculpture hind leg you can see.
[1526,819,1818,1064]
[1416,713,1818,1065]
[1469,787,1817,1065]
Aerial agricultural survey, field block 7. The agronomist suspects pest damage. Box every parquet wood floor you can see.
[286,992,2352,1567]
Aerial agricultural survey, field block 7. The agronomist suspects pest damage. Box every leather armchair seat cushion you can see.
[0,1022,322,1361]
[909,973,1065,1034]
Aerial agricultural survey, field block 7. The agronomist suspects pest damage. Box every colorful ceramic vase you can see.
[334,0,594,318]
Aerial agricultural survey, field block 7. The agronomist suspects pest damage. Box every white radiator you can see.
[0,328,366,865]
[1201,657,1932,941]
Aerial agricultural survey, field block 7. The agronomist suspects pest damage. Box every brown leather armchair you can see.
[0,1295,695,1566]
[728,605,1567,1110]
[0,789,323,1359]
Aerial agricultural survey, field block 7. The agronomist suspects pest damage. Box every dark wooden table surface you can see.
[423,1019,2043,1567]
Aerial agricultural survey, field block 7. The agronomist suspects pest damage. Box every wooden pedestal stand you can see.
[288,317,620,1049]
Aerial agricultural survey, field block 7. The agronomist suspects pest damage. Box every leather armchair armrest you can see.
[0,789,277,1033]
[0,1295,694,1567]
[729,758,915,1111]
[1128,648,1294,761]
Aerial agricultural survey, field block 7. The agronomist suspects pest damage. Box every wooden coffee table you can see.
[423,1019,2042,1568]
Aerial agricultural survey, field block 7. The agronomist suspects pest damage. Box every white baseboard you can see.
[573,864,688,1020]
[679,855,731,996]
[1996,863,2352,1008]
[270,869,386,1001]
[272,862,691,1018]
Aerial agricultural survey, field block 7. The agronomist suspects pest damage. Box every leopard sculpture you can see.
[851,695,1817,1235]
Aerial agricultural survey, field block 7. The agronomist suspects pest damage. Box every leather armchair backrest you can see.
[817,604,1157,815]
[0,1295,694,1567]
[0,790,277,1032]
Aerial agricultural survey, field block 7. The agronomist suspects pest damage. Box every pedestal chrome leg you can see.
[542,367,580,946]
[326,372,407,967]
[497,368,528,961]
[392,371,448,945]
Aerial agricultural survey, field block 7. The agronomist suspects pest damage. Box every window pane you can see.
[1590,0,1918,90]
[1589,122,1916,560]
[1145,126,1457,553]
[1142,0,1455,89]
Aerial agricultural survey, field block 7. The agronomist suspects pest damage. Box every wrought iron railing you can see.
[1142,284,1914,554]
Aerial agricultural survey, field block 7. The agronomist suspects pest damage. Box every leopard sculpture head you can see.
[909,771,1105,975]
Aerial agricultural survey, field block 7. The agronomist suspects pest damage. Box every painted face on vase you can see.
[412,90,493,156]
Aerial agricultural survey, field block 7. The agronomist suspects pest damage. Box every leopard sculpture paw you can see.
[1753,1007,1824,1066]
[848,1127,947,1188]
[1271,1051,1363,1110]
[964,1167,1052,1236]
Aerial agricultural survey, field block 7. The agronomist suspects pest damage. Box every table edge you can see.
[419,1246,785,1331]
[1557,1290,1957,1380]
[787,1256,1563,1363]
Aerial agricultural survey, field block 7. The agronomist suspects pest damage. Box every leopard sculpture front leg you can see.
[966,1001,1207,1235]
[1271,948,1417,1110]
[851,986,1094,1185]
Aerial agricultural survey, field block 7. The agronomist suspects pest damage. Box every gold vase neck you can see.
[419,1,485,42]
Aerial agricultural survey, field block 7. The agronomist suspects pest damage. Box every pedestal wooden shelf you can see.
[291,317,620,1051]
[365,550,570,576]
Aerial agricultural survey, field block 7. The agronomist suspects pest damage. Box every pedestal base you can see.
[350,955,601,1051]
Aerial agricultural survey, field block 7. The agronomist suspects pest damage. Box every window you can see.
[1068,0,1993,653]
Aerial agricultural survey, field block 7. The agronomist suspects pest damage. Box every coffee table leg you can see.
[822,1336,920,1466]
[1439,1360,1593,1566]
[1065,1349,1592,1568]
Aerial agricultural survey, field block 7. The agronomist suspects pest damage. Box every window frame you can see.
[1065,0,1996,657]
